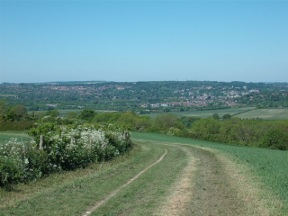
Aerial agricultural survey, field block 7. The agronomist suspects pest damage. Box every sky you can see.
[0,0,287,83]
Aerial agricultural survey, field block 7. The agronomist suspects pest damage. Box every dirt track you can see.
[82,141,270,216]
[183,147,247,216]
[156,144,269,216]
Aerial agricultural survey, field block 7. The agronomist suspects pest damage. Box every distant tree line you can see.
[72,109,288,150]
[1,101,288,151]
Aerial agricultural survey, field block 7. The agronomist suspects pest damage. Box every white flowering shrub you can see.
[0,138,53,186]
[0,139,28,185]
[32,124,132,169]
[0,123,133,186]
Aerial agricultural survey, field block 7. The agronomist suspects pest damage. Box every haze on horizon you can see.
[0,1,287,84]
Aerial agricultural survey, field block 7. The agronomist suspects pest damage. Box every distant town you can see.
[1,81,288,112]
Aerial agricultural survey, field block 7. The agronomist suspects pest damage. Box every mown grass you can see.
[0,131,31,145]
[132,132,288,214]
[0,140,188,215]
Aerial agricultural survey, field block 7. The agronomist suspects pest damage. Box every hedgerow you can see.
[0,124,133,186]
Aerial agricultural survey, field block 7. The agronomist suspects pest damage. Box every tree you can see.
[6,105,27,121]
[79,110,96,122]
[212,113,220,120]
[222,114,232,120]
[261,127,288,150]
[0,100,7,120]
[46,109,60,118]
[190,118,221,140]
[180,116,200,128]
[66,111,78,120]
[154,114,183,132]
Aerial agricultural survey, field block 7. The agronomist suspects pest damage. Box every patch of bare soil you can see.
[155,146,197,216]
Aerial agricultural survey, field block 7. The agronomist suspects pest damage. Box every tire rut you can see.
[81,149,168,216]
[155,145,196,216]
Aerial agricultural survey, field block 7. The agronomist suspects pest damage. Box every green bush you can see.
[0,140,27,185]
[261,127,288,150]
[25,148,50,179]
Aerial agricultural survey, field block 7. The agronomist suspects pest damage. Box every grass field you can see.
[236,108,288,120]
[0,131,31,145]
[145,107,255,119]
[146,107,288,120]
[173,107,255,118]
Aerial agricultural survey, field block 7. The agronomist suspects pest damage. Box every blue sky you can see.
[0,0,287,83]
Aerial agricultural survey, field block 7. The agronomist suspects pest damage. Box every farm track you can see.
[183,147,247,215]
[85,140,257,215]
[154,143,250,216]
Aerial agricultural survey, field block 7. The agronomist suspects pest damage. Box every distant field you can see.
[175,107,255,118]
[0,131,31,145]
[236,108,288,120]
[32,107,288,120]
[146,107,255,118]
[146,107,288,120]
